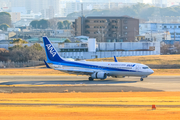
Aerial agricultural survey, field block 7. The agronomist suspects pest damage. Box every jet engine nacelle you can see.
[91,72,107,79]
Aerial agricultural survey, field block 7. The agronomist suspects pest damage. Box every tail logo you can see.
[46,44,57,57]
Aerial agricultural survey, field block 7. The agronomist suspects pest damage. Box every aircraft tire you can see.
[89,77,94,81]
[140,78,144,81]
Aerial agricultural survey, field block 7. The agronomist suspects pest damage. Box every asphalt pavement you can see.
[0,76,179,93]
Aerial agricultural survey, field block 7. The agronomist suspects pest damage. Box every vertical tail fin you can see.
[43,37,64,62]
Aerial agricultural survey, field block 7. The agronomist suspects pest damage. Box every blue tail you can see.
[43,37,64,62]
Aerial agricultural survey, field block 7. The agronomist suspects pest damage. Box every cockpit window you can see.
[142,67,149,69]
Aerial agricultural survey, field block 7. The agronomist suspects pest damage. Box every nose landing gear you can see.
[140,76,147,81]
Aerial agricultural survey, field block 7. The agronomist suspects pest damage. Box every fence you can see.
[0,61,44,68]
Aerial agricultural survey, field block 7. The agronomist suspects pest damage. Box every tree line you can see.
[67,3,180,20]
[0,38,74,62]
[161,42,180,54]
[0,39,46,62]
[0,12,11,31]
[30,19,72,29]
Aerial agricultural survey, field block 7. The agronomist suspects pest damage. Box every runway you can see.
[0,76,179,93]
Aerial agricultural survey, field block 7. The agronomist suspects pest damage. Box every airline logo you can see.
[127,64,136,67]
[46,44,57,57]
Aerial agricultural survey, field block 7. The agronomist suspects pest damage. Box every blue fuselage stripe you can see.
[48,60,137,72]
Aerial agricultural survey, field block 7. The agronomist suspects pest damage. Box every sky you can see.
[144,0,152,4]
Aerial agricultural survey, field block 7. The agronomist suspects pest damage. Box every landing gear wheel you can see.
[89,77,94,81]
[140,78,144,81]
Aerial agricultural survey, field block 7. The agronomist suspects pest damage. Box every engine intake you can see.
[91,72,107,79]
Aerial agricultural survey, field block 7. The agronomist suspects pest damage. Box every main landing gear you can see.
[89,77,94,81]
[140,78,144,81]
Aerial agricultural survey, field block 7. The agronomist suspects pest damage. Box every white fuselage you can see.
[50,60,154,78]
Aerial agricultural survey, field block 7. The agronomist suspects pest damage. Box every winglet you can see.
[44,60,51,68]
[114,56,118,62]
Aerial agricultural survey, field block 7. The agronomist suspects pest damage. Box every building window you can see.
[85,31,90,34]
[85,25,90,28]
[124,32,128,35]
[124,26,128,30]
[85,20,90,23]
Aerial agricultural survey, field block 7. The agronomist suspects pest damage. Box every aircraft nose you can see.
[150,69,154,74]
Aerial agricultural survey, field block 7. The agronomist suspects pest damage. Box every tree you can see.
[49,18,58,29]
[63,20,71,29]
[38,19,49,29]
[10,38,28,44]
[30,19,49,29]
[0,48,9,62]
[8,45,23,51]
[64,39,71,43]
[8,44,45,62]
[174,42,180,53]
[30,20,39,29]
[161,44,171,54]
[57,21,64,29]
[0,12,11,26]
[75,40,80,43]
[66,3,180,20]
[32,43,43,51]
[0,23,10,31]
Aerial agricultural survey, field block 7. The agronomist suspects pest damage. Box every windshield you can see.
[142,67,149,69]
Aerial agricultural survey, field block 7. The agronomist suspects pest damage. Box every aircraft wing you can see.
[54,68,94,75]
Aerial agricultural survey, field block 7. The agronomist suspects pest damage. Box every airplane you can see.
[43,36,154,81]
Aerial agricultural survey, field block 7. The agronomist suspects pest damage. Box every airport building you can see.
[0,38,160,59]
[57,41,160,59]
[140,23,180,40]
[72,16,139,42]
